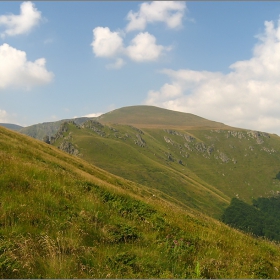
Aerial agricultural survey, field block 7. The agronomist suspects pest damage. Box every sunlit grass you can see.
[1,126,280,278]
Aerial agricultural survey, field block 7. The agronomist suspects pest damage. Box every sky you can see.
[1,1,280,135]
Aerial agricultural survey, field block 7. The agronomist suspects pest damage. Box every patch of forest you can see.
[222,195,280,241]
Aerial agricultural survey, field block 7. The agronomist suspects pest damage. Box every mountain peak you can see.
[98,105,230,129]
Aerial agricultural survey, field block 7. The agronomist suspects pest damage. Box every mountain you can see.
[46,105,280,219]
[98,105,230,129]
[1,124,280,278]
[19,117,93,140]
[0,123,23,131]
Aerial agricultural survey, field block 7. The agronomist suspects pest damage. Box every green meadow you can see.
[2,106,280,278]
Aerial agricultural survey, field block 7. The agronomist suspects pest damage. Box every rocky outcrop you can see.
[184,134,195,142]
[226,131,245,139]
[218,152,230,163]
[50,121,73,144]
[81,120,105,137]
[129,126,144,135]
[184,143,193,151]
[58,141,80,156]
[195,142,207,153]
[164,136,173,144]
[164,129,182,136]
[134,134,146,147]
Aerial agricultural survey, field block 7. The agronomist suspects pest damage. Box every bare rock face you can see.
[134,134,146,147]
[50,121,72,144]
[81,120,105,137]
[184,134,195,142]
[195,142,207,153]
[226,131,245,139]
[58,141,80,156]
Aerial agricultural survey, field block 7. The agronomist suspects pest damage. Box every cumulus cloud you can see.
[91,2,185,68]
[0,1,42,38]
[145,19,280,134]
[91,27,124,58]
[126,32,168,62]
[91,27,169,65]
[126,1,186,32]
[0,43,53,90]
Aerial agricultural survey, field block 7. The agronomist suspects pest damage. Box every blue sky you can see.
[1,2,280,135]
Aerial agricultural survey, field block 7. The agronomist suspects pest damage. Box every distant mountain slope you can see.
[1,125,280,278]
[98,105,230,129]
[19,117,91,140]
[0,123,23,131]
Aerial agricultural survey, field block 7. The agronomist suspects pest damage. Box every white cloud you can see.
[106,58,125,69]
[126,32,169,62]
[0,43,53,90]
[126,1,186,32]
[145,19,280,135]
[82,112,103,118]
[0,1,42,38]
[91,27,169,64]
[91,27,124,57]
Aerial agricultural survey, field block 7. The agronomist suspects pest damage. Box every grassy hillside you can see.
[2,126,280,278]
[98,105,230,129]
[50,106,280,218]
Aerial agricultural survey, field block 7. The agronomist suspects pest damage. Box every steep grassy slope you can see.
[53,122,230,218]
[2,126,280,278]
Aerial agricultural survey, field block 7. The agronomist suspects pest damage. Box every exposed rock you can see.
[58,141,80,156]
[219,152,230,163]
[262,147,276,153]
[256,138,264,145]
[134,134,146,147]
[249,146,254,151]
[178,159,183,165]
[43,135,50,144]
[129,126,144,135]
[164,129,182,136]
[195,142,207,153]
[50,121,72,144]
[184,134,195,142]
[81,120,105,137]
[226,130,245,139]
[207,145,214,156]
[247,130,261,138]
[164,136,173,144]
[184,143,193,151]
